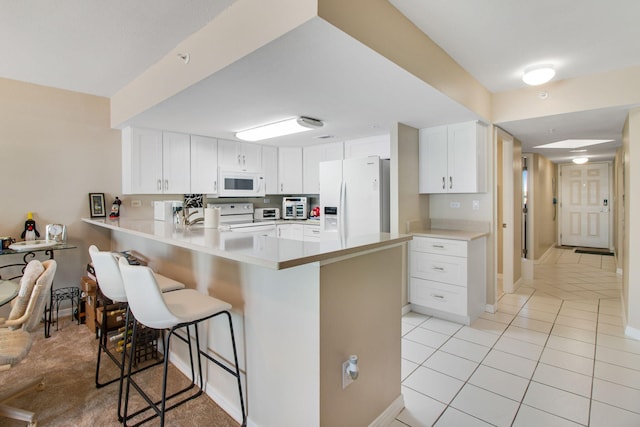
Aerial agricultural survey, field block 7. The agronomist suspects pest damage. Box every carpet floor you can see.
[0,318,240,426]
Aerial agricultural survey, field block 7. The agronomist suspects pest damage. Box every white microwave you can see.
[218,170,265,197]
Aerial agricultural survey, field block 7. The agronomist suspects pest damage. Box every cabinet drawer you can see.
[303,224,320,238]
[410,251,467,286]
[410,277,467,316]
[411,236,467,257]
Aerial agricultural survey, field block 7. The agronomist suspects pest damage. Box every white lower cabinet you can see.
[277,223,304,241]
[409,235,486,325]
[303,224,320,242]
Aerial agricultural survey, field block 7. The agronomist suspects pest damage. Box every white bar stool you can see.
[88,245,185,421]
[118,258,246,427]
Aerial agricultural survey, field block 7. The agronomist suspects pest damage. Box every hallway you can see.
[396,247,638,426]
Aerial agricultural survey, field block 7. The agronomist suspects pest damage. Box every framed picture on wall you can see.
[89,193,106,217]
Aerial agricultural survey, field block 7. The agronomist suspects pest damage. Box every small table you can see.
[0,243,77,337]
[0,280,19,307]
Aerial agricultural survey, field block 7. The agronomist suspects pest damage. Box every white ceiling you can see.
[2,1,639,162]
[0,0,234,97]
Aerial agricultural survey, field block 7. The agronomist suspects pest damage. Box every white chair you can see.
[0,259,57,426]
[88,245,185,421]
[118,258,246,427]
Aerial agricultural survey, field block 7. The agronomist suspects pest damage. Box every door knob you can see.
[502,223,507,228]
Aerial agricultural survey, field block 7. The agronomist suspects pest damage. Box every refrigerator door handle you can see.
[340,180,347,239]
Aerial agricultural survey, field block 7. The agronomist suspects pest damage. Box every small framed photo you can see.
[89,193,106,217]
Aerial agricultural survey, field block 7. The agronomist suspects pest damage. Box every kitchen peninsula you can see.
[83,217,411,427]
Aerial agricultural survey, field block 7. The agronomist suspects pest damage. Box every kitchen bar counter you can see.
[82,217,409,270]
[83,216,409,427]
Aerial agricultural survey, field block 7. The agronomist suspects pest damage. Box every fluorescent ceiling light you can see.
[235,116,323,142]
[533,139,613,149]
[522,65,556,86]
[572,157,589,164]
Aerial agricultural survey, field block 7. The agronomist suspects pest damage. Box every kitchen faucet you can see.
[182,208,204,226]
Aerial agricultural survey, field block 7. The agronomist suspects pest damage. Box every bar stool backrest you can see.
[88,245,128,303]
[118,258,180,330]
[24,260,57,333]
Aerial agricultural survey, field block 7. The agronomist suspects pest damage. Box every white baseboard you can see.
[536,244,557,264]
[485,303,497,314]
[368,394,404,427]
[618,294,640,341]
[401,304,412,316]
[625,325,640,341]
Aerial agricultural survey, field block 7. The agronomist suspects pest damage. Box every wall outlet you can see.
[342,360,354,389]
[472,200,480,210]
[449,201,461,208]
[131,200,142,208]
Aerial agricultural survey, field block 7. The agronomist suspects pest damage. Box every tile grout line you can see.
[432,291,536,426]
[587,297,602,427]
[508,290,574,426]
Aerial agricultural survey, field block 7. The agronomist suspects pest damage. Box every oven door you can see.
[219,170,265,197]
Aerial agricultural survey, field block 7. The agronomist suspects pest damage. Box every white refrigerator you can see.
[319,156,390,241]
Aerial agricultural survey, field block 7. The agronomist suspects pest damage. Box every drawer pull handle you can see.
[431,294,445,300]
[432,245,445,249]
[432,266,445,271]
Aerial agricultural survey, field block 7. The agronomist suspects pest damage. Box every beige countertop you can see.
[83,218,410,270]
[411,228,489,241]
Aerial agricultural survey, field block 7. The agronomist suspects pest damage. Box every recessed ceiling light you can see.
[523,65,556,86]
[572,157,589,164]
[533,139,613,149]
[569,149,588,153]
[235,116,323,142]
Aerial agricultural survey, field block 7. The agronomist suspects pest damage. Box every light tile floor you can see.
[395,248,640,427]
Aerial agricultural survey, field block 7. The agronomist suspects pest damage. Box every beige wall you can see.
[320,245,402,426]
[529,153,558,260]
[615,147,624,272]
[622,108,640,331]
[391,122,429,306]
[0,78,120,289]
[493,66,640,124]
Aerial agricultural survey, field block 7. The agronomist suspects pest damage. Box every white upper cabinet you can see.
[278,147,303,194]
[344,134,390,159]
[162,131,191,194]
[262,145,278,195]
[419,121,487,194]
[303,141,343,194]
[418,126,448,194]
[218,139,262,172]
[190,135,218,195]
[122,127,190,194]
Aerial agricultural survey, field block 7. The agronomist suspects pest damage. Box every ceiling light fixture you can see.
[235,116,323,142]
[522,65,555,86]
[572,157,589,164]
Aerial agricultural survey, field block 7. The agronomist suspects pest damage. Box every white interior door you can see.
[560,162,610,248]
[502,134,515,293]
